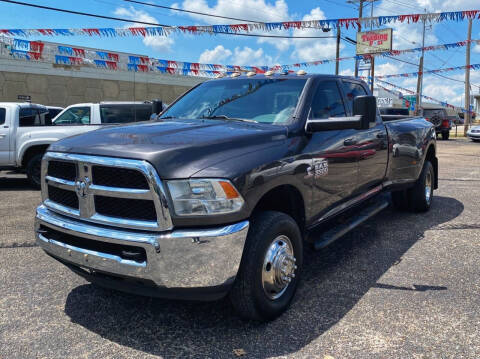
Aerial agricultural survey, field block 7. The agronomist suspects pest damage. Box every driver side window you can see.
[311,81,346,119]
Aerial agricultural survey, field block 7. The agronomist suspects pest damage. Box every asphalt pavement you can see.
[1,139,479,358]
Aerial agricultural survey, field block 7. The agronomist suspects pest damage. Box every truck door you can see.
[0,107,12,164]
[341,80,388,192]
[304,79,359,220]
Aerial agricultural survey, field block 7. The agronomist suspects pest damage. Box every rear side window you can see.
[100,105,152,124]
[311,81,346,119]
[19,107,40,127]
[45,108,62,122]
[0,108,5,125]
[342,81,367,109]
[53,107,91,125]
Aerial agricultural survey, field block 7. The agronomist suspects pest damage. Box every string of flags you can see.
[377,83,406,98]
[373,64,480,79]
[377,79,474,114]
[270,40,480,71]
[4,36,480,77]
[2,37,477,112]
[0,9,479,38]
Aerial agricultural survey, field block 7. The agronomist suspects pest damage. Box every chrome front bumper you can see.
[35,205,249,292]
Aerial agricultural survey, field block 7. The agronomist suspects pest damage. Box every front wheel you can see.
[229,211,303,321]
[26,153,43,189]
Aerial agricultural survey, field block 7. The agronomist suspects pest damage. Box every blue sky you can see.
[0,0,479,106]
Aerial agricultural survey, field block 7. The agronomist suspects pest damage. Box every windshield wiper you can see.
[201,115,257,123]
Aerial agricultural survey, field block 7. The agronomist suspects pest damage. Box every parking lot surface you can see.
[1,139,479,359]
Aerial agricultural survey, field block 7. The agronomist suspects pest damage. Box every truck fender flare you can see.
[17,140,57,167]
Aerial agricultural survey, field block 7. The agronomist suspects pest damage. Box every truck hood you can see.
[49,119,288,178]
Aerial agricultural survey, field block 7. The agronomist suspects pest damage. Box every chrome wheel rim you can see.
[262,235,297,300]
[425,170,432,204]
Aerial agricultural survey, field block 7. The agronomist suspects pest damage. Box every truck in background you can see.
[0,101,159,187]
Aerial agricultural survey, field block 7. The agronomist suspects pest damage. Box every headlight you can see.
[166,179,244,216]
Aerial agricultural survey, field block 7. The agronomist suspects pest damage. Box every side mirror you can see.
[353,95,377,129]
[151,99,163,115]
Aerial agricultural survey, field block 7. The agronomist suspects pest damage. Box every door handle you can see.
[344,138,357,146]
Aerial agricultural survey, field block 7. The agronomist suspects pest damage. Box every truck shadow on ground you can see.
[0,173,34,191]
[64,195,463,358]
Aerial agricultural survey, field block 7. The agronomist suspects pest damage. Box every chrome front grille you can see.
[41,152,172,232]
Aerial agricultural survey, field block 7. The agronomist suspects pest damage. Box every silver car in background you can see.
[467,125,480,142]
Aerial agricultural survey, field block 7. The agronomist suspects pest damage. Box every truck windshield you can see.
[161,78,307,124]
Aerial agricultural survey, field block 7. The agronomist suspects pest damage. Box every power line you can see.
[123,0,263,23]
[0,0,335,39]
[0,0,171,26]
[342,36,480,88]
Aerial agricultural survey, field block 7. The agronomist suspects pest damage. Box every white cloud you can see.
[233,46,273,66]
[376,1,438,50]
[174,0,290,25]
[173,0,292,51]
[340,68,354,76]
[114,7,174,52]
[375,62,403,76]
[290,7,341,62]
[414,0,480,11]
[198,45,232,63]
[197,45,273,66]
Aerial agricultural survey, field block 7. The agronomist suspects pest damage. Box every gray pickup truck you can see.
[35,74,438,321]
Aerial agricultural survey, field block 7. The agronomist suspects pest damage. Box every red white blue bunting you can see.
[6,36,479,77]
[373,64,480,79]
[0,10,479,38]
[377,79,475,114]
[269,40,480,72]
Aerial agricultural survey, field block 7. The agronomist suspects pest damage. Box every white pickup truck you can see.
[0,101,156,187]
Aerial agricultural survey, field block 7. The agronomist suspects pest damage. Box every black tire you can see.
[442,131,449,140]
[391,190,409,211]
[26,153,43,189]
[407,161,434,212]
[229,211,303,321]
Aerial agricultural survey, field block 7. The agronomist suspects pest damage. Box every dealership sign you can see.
[377,97,393,107]
[356,28,393,55]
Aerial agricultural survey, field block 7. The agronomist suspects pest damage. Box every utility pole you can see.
[464,19,472,136]
[354,0,364,78]
[371,57,375,92]
[335,26,341,75]
[415,10,426,115]
[369,0,375,93]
